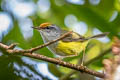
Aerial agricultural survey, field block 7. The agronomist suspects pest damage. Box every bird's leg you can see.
[81,48,86,66]
[62,54,78,58]
[55,54,78,60]
[54,57,64,60]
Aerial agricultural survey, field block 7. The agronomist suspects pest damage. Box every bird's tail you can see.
[85,32,109,41]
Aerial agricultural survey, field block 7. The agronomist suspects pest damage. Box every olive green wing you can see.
[61,30,86,42]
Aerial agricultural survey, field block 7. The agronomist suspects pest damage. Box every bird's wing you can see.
[61,30,86,42]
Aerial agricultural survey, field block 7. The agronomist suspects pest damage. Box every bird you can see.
[32,22,109,65]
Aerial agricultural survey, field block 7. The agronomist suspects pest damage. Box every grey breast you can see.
[39,26,62,55]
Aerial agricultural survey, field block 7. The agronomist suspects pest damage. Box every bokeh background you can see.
[0,0,120,80]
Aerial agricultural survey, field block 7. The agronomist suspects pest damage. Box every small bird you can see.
[32,22,109,65]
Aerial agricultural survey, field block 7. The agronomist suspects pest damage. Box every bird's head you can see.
[32,22,54,30]
[32,22,61,32]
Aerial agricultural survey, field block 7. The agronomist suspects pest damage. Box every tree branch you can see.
[0,42,105,78]
[0,31,105,78]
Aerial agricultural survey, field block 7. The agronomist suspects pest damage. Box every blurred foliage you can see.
[0,0,120,80]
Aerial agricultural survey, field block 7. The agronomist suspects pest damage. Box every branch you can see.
[0,42,104,78]
[0,31,105,78]
[4,31,73,54]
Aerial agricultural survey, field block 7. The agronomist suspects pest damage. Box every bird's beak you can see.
[31,27,40,30]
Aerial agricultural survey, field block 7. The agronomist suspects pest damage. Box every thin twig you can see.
[8,43,18,49]
[85,48,111,66]
[0,42,105,78]
[6,31,72,54]
[28,31,73,52]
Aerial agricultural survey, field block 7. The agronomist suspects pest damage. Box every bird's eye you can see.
[45,26,54,29]
[46,27,50,29]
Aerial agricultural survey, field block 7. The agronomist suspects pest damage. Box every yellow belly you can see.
[56,41,88,56]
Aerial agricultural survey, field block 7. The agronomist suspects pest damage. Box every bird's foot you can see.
[54,57,63,60]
